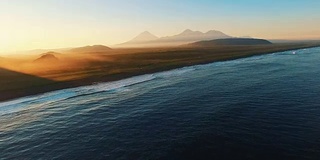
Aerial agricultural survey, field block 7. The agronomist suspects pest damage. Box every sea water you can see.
[1,47,320,159]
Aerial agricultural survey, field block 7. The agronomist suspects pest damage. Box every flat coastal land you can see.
[1,43,319,102]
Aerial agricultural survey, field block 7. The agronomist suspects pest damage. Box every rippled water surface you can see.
[1,48,320,160]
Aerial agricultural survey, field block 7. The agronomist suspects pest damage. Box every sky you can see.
[1,0,320,53]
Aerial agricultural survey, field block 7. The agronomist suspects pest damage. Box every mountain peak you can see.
[131,31,159,42]
[204,30,231,38]
[182,29,193,33]
[140,31,153,35]
[179,29,203,36]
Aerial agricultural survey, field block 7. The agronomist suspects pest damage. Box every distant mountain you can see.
[69,45,112,53]
[182,29,231,40]
[116,29,232,48]
[238,36,252,39]
[129,31,158,43]
[189,38,272,47]
[34,53,59,63]
[154,29,231,44]
[117,31,159,47]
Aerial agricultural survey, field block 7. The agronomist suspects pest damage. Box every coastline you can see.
[1,44,320,103]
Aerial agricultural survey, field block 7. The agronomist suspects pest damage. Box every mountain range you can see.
[117,29,232,48]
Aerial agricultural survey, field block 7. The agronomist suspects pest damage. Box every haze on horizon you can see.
[1,0,320,54]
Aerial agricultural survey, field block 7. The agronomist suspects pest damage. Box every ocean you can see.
[1,47,320,159]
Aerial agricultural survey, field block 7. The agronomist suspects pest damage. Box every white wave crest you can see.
[85,74,156,92]
[0,65,197,110]
[156,67,196,78]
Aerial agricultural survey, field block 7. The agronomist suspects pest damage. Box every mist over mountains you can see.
[2,29,267,56]
[68,45,112,53]
[117,29,232,48]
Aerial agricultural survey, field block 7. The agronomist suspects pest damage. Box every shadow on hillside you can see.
[0,67,61,102]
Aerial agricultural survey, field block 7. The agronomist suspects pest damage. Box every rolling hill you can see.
[39,51,62,57]
[34,53,59,63]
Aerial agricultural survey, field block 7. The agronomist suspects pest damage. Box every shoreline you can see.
[1,44,320,103]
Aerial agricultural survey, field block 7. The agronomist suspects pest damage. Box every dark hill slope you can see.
[190,38,272,47]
